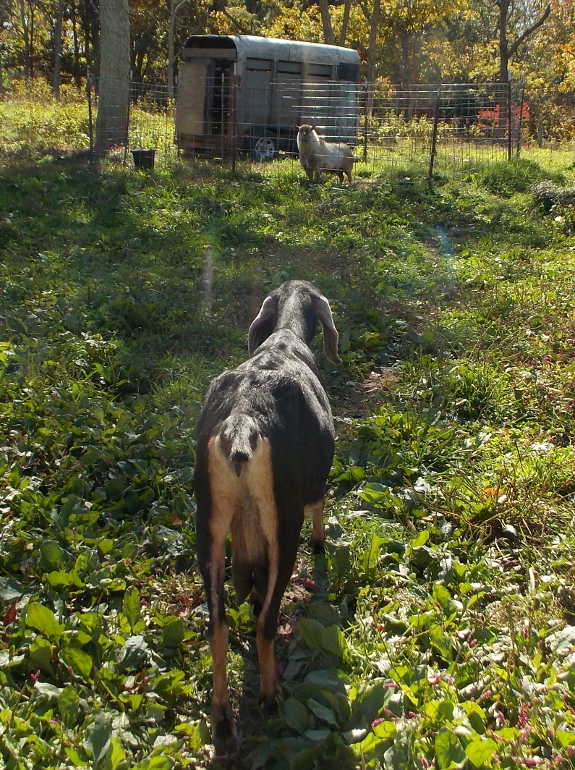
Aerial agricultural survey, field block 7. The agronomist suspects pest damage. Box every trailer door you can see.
[302,63,333,138]
[176,60,208,135]
[273,61,302,128]
[243,58,272,126]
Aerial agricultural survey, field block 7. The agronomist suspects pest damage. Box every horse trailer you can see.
[175,35,361,160]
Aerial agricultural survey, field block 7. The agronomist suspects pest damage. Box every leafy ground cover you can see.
[1,112,575,770]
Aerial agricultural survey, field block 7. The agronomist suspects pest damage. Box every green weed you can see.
[476,157,565,197]
[1,106,575,768]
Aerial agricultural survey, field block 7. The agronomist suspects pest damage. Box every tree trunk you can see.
[366,0,380,115]
[318,0,335,45]
[96,0,130,155]
[168,0,177,98]
[495,0,550,138]
[81,0,100,75]
[169,0,192,97]
[339,0,352,46]
[19,0,33,82]
[95,0,131,154]
[0,4,6,93]
[498,0,509,84]
[71,1,82,89]
[496,0,550,84]
[82,7,92,75]
[496,0,509,138]
[53,0,64,99]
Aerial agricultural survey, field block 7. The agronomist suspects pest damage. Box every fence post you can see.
[428,83,442,184]
[516,77,525,157]
[123,71,133,166]
[363,81,368,163]
[507,78,512,162]
[231,75,238,174]
[537,115,544,148]
[219,71,225,161]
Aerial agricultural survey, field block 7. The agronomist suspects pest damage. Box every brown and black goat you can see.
[194,280,341,754]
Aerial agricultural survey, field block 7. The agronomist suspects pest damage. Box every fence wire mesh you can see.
[88,77,525,179]
[364,81,525,177]
[88,77,177,162]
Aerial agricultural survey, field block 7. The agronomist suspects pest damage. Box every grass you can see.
[1,95,575,769]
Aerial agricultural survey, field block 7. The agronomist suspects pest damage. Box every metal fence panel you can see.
[87,76,526,178]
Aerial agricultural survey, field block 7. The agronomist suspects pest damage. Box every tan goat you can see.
[297,124,354,184]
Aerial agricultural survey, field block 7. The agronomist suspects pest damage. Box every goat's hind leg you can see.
[197,516,237,755]
[305,498,326,553]
[256,534,300,708]
[257,510,303,708]
[197,444,238,754]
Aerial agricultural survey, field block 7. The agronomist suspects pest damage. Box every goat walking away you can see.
[194,281,341,754]
[297,123,355,184]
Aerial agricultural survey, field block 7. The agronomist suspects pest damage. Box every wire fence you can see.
[87,78,177,163]
[87,77,526,180]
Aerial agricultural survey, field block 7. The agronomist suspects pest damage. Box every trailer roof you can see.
[183,35,360,66]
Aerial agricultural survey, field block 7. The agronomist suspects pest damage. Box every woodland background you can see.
[1,0,575,142]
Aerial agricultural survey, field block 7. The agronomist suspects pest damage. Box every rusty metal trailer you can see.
[175,35,360,160]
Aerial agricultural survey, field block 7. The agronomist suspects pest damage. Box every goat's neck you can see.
[276,298,316,346]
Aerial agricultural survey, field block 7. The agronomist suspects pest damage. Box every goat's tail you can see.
[217,413,261,478]
[217,414,270,605]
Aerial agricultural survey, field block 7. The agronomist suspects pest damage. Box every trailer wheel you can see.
[251,132,277,161]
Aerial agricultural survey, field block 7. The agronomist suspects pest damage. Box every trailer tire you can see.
[250,131,278,161]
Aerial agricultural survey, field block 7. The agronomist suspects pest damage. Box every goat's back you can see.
[196,331,334,493]
[195,331,334,603]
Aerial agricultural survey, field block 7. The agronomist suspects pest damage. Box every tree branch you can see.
[219,6,249,34]
[358,0,370,24]
[507,4,551,59]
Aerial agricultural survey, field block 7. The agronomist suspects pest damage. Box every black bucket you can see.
[131,149,155,170]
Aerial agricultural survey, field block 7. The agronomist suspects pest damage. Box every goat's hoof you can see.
[309,537,326,555]
[260,689,280,712]
[248,592,263,618]
[212,703,237,756]
[261,694,278,712]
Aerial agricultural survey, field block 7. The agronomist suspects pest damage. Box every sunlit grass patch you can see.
[0,82,90,152]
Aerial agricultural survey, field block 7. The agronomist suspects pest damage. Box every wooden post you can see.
[231,75,238,174]
[123,71,132,166]
[516,78,525,157]
[537,114,544,148]
[428,83,442,184]
[507,79,512,162]
[220,72,225,161]
[363,81,368,163]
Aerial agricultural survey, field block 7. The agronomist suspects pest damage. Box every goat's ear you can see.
[315,295,342,365]
[248,295,278,356]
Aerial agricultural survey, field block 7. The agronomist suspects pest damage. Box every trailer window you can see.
[337,62,360,81]
[307,63,332,78]
[277,61,301,74]
[246,58,272,71]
